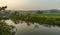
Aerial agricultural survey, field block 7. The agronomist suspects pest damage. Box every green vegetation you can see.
[36,10,43,14]
[0,20,14,35]
[7,13,60,20]
[0,6,15,35]
[0,6,7,11]
[7,12,60,26]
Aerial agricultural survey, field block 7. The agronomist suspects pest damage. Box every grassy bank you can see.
[6,13,60,27]
[7,13,60,20]
[7,13,60,25]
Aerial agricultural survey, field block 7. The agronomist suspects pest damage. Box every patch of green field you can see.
[29,14,60,18]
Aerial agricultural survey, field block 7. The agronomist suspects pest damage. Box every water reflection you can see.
[9,19,60,28]
[5,19,60,35]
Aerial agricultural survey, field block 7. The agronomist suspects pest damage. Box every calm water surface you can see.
[5,20,60,35]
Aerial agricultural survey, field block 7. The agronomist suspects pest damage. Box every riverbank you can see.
[6,13,60,26]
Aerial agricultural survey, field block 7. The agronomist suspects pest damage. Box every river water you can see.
[5,20,60,35]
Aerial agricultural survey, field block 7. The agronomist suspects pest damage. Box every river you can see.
[5,20,60,35]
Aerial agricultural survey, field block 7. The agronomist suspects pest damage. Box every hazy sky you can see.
[0,0,60,10]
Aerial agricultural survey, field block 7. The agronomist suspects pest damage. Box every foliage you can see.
[0,6,7,11]
[36,10,43,14]
[0,6,15,35]
[7,12,60,26]
[0,20,14,35]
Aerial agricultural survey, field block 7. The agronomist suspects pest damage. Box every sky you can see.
[0,0,60,10]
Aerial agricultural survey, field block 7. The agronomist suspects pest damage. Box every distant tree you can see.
[36,10,43,14]
[50,9,57,13]
[14,11,19,14]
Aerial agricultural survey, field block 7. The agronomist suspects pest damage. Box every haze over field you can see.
[0,0,60,10]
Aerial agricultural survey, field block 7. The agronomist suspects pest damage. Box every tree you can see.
[0,6,15,35]
[50,9,57,13]
[0,6,7,11]
[0,20,14,35]
[36,10,43,14]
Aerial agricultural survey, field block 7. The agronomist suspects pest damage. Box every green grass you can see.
[7,13,60,19]
[29,14,60,18]
[7,13,60,20]
[6,13,60,27]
